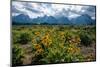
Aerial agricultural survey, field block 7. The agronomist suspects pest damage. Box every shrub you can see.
[12,30,20,44]
[12,44,24,66]
[19,32,32,44]
[80,32,92,46]
[38,45,83,63]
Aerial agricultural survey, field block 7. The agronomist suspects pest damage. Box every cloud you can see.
[12,1,96,19]
[81,6,96,19]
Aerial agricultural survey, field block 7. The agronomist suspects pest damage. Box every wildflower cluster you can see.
[34,32,40,36]
[41,32,52,47]
[67,44,80,54]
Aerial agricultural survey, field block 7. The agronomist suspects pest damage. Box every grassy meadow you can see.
[12,25,96,66]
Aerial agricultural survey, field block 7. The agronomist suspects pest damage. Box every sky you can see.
[12,1,96,20]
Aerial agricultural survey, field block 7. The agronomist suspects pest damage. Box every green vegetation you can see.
[80,33,92,46]
[18,32,32,44]
[12,44,24,65]
[12,25,96,66]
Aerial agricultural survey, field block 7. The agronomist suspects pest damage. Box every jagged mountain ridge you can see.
[12,14,95,25]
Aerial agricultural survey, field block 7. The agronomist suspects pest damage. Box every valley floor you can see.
[12,25,96,66]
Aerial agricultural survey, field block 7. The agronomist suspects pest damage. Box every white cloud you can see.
[68,14,80,19]
[12,2,24,10]
[12,13,20,16]
[12,1,96,19]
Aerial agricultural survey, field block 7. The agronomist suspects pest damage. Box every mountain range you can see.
[12,14,96,25]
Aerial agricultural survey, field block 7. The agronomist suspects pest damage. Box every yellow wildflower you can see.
[41,34,52,47]
[35,32,40,36]
[34,44,41,50]
[37,48,44,53]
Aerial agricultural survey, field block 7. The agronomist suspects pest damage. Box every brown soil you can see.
[20,44,33,65]
[80,43,96,61]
